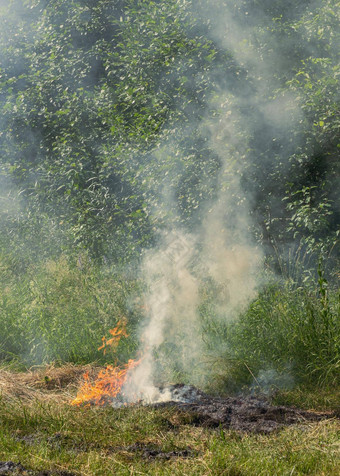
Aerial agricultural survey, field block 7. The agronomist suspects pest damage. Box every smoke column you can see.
[122,0,313,400]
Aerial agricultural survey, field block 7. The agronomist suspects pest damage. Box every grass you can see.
[0,366,339,476]
[0,252,339,474]
[203,272,340,393]
[272,386,340,413]
[0,254,142,367]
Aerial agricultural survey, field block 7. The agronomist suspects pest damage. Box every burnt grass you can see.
[151,384,331,434]
[85,384,333,434]
[162,396,329,434]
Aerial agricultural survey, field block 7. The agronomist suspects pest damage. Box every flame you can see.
[97,319,128,355]
[71,319,141,406]
[71,359,141,406]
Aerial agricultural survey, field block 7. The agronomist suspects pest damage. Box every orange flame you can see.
[71,358,141,406]
[98,319,129,355]
[71,319,140,406]
[98,319,128,354]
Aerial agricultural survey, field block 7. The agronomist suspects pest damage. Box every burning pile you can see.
[71,323,332,433]
[71,320,208,407]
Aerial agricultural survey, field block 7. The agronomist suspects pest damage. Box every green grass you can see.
[0,254,142,366]
[203,274,340,394]
[0,393,339,476]
[0,252,339,397]
[272,386,340,413]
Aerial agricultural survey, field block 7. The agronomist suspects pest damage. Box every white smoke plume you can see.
[122,0,311,400]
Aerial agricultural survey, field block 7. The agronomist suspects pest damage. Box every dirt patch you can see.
[141,448,194,460]
[153,384,333,434]
[0,462,26,475]
[15,432,66,450]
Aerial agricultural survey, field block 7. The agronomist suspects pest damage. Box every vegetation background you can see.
[0,0,339,394]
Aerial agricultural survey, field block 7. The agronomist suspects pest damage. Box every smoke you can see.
[124,158,262,400]
[252,368,295,396]
[0,174,18,216]
[122,4,280,400]
[122,0,329,400]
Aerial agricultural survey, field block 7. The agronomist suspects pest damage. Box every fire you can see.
[97,319,128,355]
[71,359,141,406]
[71,320,141,406]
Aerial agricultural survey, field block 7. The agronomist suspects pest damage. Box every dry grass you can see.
[0,363,99,403]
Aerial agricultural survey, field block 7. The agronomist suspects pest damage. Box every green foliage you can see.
[0,0,339,263]
[0,0,229,260]
[285,186,338,256]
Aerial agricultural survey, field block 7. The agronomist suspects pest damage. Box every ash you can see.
[159,383,207,403]
[109,383,207,408]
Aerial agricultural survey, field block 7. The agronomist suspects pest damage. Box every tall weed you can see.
[211,266,340,392]
[0,254,142,366]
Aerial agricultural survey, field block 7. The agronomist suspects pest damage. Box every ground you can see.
[0,365,339,475]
